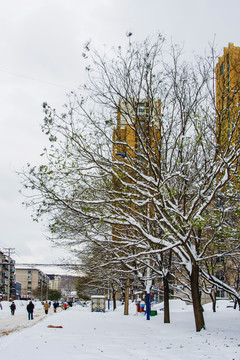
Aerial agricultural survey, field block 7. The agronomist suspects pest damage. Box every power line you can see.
[0,263,78,267]
[0,68,72,90]
[15,263,78,267]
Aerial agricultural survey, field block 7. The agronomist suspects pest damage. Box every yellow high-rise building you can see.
[216,43,240,152]
[213,43,240,299]
[113,99,161,161]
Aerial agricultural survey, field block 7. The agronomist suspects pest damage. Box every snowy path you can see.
[0,307,54,336]
[0,300,57,337]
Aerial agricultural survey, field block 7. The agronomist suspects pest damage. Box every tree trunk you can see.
[163,274,170,323]
[233,298,240,310]
[210,290,216,312]
[112,290,117,311]
[190,264,205,332]
[124,275,130,315]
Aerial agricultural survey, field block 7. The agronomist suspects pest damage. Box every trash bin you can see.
[150,310,157,316]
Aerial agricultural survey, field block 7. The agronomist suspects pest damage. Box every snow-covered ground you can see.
[0,300,54,336]
[0,299,239,359]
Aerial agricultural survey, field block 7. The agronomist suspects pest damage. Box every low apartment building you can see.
[16,268,49,300]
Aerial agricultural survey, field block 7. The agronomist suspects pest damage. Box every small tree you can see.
[48,289,62,301]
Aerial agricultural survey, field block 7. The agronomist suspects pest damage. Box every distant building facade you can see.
[0,250,16,300]
[16,268,49,300]
[48,274,62,291]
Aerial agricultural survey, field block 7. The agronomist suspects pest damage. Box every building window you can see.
[216,200,224,208]
[216,289,225,298]
[220,62,224,75]
[216,271,224,281]
[216,256,224,264]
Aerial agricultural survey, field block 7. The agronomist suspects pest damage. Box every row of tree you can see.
[19,34,240,332]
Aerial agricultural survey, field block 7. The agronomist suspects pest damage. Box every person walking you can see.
[27,300,34,320]
[53,301,58,313]
[0,300,3,310]
[44,301,50,314]
[10,301,16,315]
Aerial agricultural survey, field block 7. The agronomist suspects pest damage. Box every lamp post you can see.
[108,279,110,310]
[146,266,151,320]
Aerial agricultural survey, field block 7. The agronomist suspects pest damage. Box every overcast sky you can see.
[0,0,239,274]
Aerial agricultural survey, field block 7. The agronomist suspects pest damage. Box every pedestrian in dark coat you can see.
[10,301,16,315]
[53,301,58,313]
[27,301,34,320]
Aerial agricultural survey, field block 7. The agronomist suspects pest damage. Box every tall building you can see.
[215,43,240,155]
[214,43,240,299]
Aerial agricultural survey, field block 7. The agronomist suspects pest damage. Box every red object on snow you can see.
[47,325,63,328]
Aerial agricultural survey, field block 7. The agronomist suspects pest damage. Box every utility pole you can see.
[4,248,15,301]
